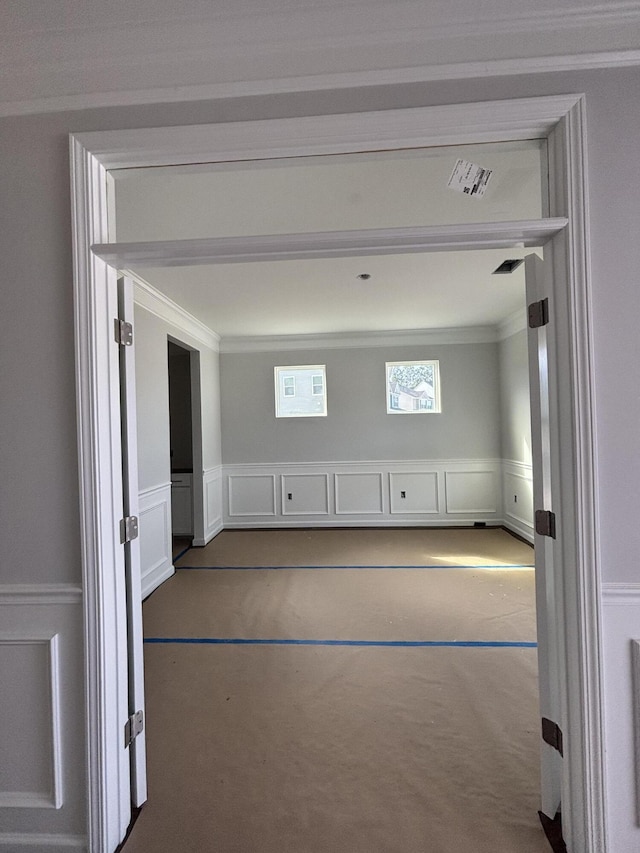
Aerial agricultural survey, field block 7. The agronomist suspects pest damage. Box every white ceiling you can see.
[135,248,531,339]
[117,140,541,339]
[1,1,639,115]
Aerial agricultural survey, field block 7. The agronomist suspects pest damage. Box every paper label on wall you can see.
[447,159,493,198]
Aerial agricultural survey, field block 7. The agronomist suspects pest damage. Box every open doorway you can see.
[112,133,556,849]
[70,96,602,853]
[167,339,195,557]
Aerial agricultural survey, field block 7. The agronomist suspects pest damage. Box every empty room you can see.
[101,138,559,852]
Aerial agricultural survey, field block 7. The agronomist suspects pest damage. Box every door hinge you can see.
[535,509,556,539]
[120,515,139,544]
[528,298,549,329]
[542,717,563,756]
[114,319,133,346]
[124,710,144,749]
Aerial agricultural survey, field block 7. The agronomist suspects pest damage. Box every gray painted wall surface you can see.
[1,68,638,583]
[134,305,221,492]
[220,343,500,463]
[1,66,639,847]
[499,329,532,465]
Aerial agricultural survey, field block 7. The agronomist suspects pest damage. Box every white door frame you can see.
[70,94,604,852]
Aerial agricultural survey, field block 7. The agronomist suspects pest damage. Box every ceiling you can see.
[116,140,542,340]
[133,249,531,340]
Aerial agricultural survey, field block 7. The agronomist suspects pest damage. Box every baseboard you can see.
[223,518,505,530]
[0,834,86,852]
[502,515,534,544]
[141,562,175,600]
[192,519,223,547]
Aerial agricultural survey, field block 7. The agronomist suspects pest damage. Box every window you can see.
[275,365,327,417]
[312,374,324,396]
[386,360,441,414]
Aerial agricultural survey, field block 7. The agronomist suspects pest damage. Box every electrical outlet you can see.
[401,490,406,498]
[287,493,292,500]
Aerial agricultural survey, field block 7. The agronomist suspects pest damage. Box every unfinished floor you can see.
[124,527,549,853]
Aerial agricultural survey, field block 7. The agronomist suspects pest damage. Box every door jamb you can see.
[70,94,604,853]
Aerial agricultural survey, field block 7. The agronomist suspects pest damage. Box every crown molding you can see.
[219,326,499,353]
[497,308,528,340]
[1,0,640,122]
[128,272,220,351]
[2,50,640,119]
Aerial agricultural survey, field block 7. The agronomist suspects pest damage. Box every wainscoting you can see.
[222,459,534,537]
[0,585,86,851]
[139,483,174,599]
[601,584,640,846]
[502,460,534,542]
[140,470,224,596]
[193,466,223,547]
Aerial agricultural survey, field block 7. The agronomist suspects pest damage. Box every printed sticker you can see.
[447,159,493,198]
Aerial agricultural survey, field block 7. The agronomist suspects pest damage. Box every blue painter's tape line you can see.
[174,564,534,571]
[144,637,537,648]
[173,546,191,563]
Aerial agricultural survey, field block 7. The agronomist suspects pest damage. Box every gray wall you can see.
[499,329,532,465]
[1,66,640,847]
[135,305,221,492]
[2,67,638,583]
[221,343,500,463]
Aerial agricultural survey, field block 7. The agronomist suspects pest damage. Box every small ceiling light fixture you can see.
[357,273,371,280]
[492,258,525,275]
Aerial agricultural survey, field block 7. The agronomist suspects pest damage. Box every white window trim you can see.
[386,359,441,414]
[274,365,327,418]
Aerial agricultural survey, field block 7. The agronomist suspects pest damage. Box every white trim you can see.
[498,309,528,341]
[72,96,585,170]
[601,584,640,605]
[502,461,535,541]
[0,634,63,810]
[224,460,502,524]
[70,135,131,853]
[224,457,502,470]
[334,472,385,516]
[220,326,498,353]
[549,96,606,851]
[70,93,603,852]
[138,482,173,599]
[138,482,172,500]
[197,466,224,546]
[129,272,219,351]
[632,639,640,829]
[0,835,86,851]
[0,585,82,605]
[0,834,86,851]
[227,474,278,518]
[94,219,567,268]
[224,518,508,530]
[281,473,331,516]
[3,51,640,119]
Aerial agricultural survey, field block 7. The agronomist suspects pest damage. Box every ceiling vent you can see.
[493,258,524,275]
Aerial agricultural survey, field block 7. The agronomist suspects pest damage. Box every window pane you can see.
[386,361,441,414]
[275,366,327,417]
